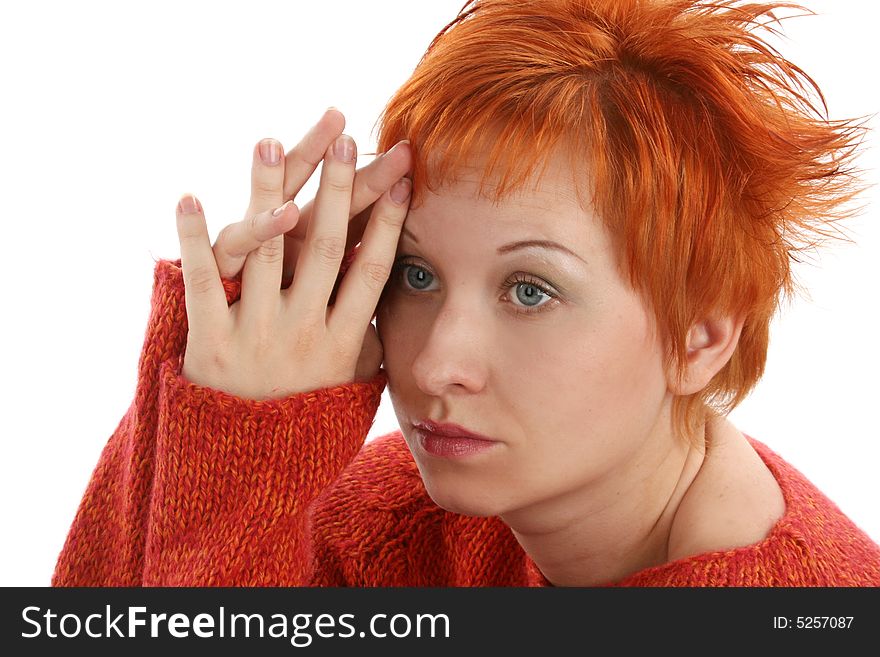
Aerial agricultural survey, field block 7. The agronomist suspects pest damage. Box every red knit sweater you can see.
[52,257,880,587]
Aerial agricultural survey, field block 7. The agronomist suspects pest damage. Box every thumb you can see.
[354,323,384,382]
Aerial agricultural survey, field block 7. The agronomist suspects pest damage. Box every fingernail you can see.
[177,195,202,214]
[390,178,412,204]
[333,135,355,163]
[272,201,293,217]
[384,139,411,158]
[273,200,293,217]
[259,139,281,165]
[323,107,343,124]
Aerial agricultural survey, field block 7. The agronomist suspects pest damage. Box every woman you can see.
[53,0,880,586]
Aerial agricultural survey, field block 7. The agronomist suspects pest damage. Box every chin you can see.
[419,473,509,518]
[401,426,518,517]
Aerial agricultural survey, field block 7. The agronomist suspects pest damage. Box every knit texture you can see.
[52,256,880,587]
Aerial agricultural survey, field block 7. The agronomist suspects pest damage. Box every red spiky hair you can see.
[374,0,870,442]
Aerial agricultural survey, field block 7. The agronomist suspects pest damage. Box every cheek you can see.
[508,307,668,440]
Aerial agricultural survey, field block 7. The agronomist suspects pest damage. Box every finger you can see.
[279,107,346,204]
[342,139,413,253]
[213,195,300,280]
[175,194,228,338]
[328,177,411,346]
[236,201,299,327]
[281,139,412,284]
[247,137,286,217]
[284,135,357,322]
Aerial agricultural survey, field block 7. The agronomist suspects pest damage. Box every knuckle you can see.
[291,145,321,171]
[323,177,353,195]
[362,173,385,197]
[247,326,275,355]
[251,237,283,264]
[331,337,354,369]
[186,265,217,295]
[252,177,278,197]
[215,224,237,252]
[177,225,205,243]
[292,322,321,355]
[331,324,362,355]
[209,344,232,373]
[237,314,280,356]
[311,235,346,262]
[215,223,231,244]
[373,207,405,230]
[359,260,391,290]
[215,223,249,260]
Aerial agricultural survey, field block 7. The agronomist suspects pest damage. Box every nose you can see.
[411,305,489,396]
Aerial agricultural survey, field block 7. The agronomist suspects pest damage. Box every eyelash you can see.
[390,256,560,317]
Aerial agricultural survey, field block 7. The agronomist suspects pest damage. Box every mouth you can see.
[412,420,500,459]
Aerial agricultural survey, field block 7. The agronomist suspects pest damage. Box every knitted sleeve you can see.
[51,251,386,586]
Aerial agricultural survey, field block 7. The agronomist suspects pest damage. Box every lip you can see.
[412,419,498,442]
[412,420,500,459]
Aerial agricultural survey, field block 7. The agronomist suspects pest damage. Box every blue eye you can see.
[513,279,549,308]
[391,257,558,316]
[405,264,434,290]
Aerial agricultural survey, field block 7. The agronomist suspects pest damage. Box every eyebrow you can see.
[401,226,587,265]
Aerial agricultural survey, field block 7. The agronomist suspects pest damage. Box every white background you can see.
[1,0,877,586]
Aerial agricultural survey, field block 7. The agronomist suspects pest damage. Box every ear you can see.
[668,315,745,396]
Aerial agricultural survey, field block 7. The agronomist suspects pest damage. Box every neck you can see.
[501,418,707,587]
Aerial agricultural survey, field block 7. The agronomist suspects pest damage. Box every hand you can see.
[174,117,413,400]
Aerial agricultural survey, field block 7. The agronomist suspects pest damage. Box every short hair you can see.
[374,0,870,443]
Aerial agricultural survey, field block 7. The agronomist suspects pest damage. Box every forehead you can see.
[423,139,585,200]
[406,150,596,239]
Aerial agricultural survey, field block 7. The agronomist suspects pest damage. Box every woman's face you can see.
[375,151,673,519]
